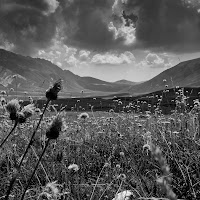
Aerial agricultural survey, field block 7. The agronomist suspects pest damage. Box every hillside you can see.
[0,49,132,96]
[114,79,138,85]
[125,58,200,95]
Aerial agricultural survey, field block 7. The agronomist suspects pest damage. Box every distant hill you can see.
[114,79,138,85]
[125,58,200,95]
[1,49,200,98]
[0,49,133,97]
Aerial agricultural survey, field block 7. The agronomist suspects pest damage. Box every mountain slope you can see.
[0,49,132,95]
[126,58,200,95]
[114,79,138,85]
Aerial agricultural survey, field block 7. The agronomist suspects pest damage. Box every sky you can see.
[1,0,200,82]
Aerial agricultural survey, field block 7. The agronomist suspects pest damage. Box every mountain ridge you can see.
[125,58,200,95]
[1,48,200,97]
[0,49,133,96]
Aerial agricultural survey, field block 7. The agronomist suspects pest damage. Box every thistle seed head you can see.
[17,112,26,124]
[6,99,20,114]
[6,99,20,120]
[21,104,35,119]
[46,79,62,101]
[46,115,62,139]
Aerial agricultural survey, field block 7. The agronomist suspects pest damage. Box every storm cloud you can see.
[113,0,200,53]
[57,0,127,51]
[0,0,59,55]
[1,0,200,55]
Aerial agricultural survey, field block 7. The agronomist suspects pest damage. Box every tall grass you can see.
[0,84,200,199]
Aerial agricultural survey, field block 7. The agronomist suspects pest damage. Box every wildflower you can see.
[6,99,20,120]
[119,152,125,157]
[112,190,134,200]
[1,97,6,105]
[116,164,121,169]
[109,109,114,113]
[46,115,62,139]
[104,162,110,168]
[35,108,41,113]
[46,79,62,100]
[118,174,126,181]
[68,164,79,172]
[19,99,23,104]
[1,90,6,95]
[39,181,61,200]
[78,112,89,120]
[28,96,33,104]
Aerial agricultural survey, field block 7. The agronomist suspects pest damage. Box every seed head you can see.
[6,99,20,120]
[68,164,79,172]
[17,112,26,124]
[78,112,89,120]
[46,115,62,139]
[21,104,35,119]
[6,99,20,114]
[46,79,62,100]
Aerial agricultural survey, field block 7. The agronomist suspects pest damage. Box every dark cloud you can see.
[58,0,127,52]
[118,0,200,53]
[1,0,200,55]
[0,0,58,55]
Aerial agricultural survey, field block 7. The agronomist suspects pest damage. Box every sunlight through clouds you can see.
[91,52,135,65]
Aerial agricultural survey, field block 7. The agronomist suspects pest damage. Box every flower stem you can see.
[5,99,50,200]
[0,120,18,148]
[20,139,50,200]
[18,99,50,168]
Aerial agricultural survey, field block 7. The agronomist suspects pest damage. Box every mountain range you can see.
[0,48,200,97]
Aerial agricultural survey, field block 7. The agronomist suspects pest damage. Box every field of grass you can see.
[0,83,200,200]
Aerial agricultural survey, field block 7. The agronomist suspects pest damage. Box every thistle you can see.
[6,99,20,120]
[46,115,63,140]
[0,100,21,148]
[46,79,62,100]
[20,115,63,200]
[6,80,62,199]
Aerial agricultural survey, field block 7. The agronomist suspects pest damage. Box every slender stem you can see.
[5,99,50,200]
[18,99,50,168]
[89,165,105,200]
[0,120,18,148]
[20,139,50,200]
[22,133,50,183]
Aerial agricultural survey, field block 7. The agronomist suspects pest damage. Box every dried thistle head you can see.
[16,104,35,123]
[17,112,26,124]
[6,99,20,120]
[46,115,62,139]
[21,104,35,119]
[6,99,20,114]
[46,79,62,101]
[39,181,60,200]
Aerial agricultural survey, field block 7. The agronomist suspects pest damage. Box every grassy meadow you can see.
[0,84,200,200]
